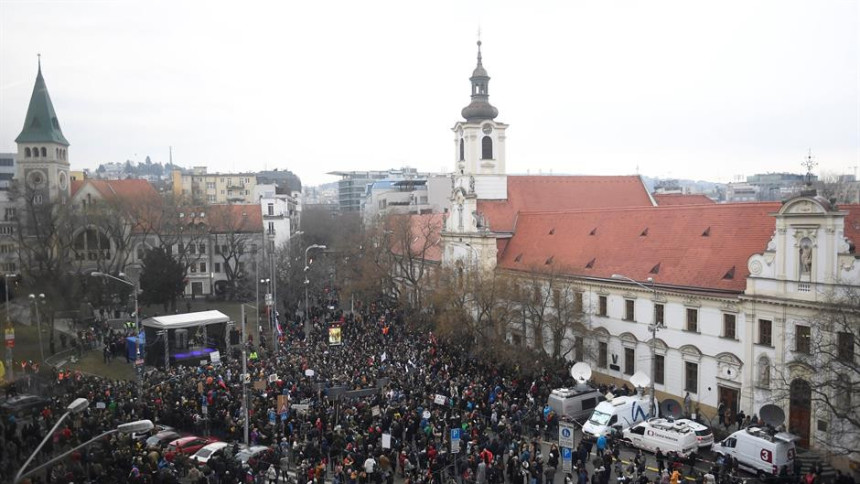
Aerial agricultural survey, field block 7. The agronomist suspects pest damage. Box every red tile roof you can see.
[70,178,160,204]
[654,194,715,206]
[498,202,785,292]
[842,204,860,251]
[203,204,263,233]
[387,213,444,262]
[478,175,654,232]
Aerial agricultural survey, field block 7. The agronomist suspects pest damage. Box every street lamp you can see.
[28,293,45,363]
[5,273,16,380]
[610,274,661,414]
[15,418,153,483]
[260,278,271,349]
[304,244,326,335]
[15,397,89,483]
[91,272,141,393]
[239,303,255,446]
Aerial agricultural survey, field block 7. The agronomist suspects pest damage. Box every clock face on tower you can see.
[58,171,68,190]
[482,124,493,135]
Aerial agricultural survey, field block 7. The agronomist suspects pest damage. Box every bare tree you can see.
[208,205,261,301]
[382,213,442,313]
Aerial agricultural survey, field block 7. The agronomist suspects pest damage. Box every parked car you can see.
[165,436,220,461]
[191,442,231,466]
[685,419,715,449]
[0,394,51,416]
[235,445,276,470]
[146,430,182,450]
[132,424,175,442]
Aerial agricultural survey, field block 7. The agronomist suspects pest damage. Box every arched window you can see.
[24,148,31,158]
[55,148,59,158]
[459,138,465,161]
[73,228,112,261]
[757,355,771,388]
[481,136,493,160]
[40,147,46,157]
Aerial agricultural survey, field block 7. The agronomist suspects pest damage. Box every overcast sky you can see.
[1,0,857,187]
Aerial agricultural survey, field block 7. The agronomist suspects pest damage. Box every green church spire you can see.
[15,56,70,146]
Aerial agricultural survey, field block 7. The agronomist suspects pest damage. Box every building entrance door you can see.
[789,379,811,448]
[718,386,739,428]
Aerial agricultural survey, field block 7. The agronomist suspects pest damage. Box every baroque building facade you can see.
[439,42,859,465]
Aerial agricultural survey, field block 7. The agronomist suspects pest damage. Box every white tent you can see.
[142,310,230,329]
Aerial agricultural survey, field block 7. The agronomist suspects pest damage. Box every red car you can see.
[165,436,220,461]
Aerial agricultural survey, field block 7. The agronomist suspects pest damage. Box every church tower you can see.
[452,41,509,190]
[15,58,71,204]
[443,41,506,272]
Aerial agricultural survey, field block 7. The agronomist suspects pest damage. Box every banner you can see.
[328,326,343,346]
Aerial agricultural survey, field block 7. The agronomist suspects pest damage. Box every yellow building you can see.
[171,167,258,204]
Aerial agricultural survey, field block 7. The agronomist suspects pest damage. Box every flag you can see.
[381,352,387,362]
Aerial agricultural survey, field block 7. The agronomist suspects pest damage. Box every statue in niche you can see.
[469,176,475,194]
[799,238,812,274]
[457,203,464,232]
[472,211,487,229]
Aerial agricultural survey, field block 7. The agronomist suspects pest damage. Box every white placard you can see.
[210,351,221,365]
[434,394,447,405]
[305,369,315,377]
[382,433,391,449]
[422,410,431,419]
[372,406,381,417]
[96,402,106,409]
[269,374,278,383]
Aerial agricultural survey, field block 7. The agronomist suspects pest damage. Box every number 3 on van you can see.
[760,449,772,463]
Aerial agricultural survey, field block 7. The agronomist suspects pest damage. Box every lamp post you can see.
[239,303,255,446]
[15,397,89,483]
[28,293,45,363]
[260,278,271,349]
[304,244,326,336]
[91,272,140,393]
[5,273,16,380]
[610,274,660,414]
[16,418,153,483]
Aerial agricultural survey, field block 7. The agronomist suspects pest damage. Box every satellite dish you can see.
[570,362,592,384]
[660,399,683,419]
[759,404,785,427]
[629,371,651,389]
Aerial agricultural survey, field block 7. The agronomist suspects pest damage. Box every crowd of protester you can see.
[0,298,851,484]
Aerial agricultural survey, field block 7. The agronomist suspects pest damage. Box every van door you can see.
[628,425,646,449]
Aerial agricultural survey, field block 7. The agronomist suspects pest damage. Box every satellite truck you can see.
[547,362,604,421]
[712,404,798,478]
[581,370,656,440]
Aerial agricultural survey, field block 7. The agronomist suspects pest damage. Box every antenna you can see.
[659,399,683,419]
[569,362,592,385]
[629,370,651,389]
[759,404,786,427]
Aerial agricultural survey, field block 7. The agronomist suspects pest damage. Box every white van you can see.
[622,418,700,457]
[582,395,654,439]
[712,427,797,477]
[548,387,602,421]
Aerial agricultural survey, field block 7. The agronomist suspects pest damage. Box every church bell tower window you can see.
[459,138,465,161]
[481,136,493,160]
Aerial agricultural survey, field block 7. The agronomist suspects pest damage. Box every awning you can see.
[141,310,230,330]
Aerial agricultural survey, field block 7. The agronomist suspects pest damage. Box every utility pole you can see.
[241,304,249,446]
